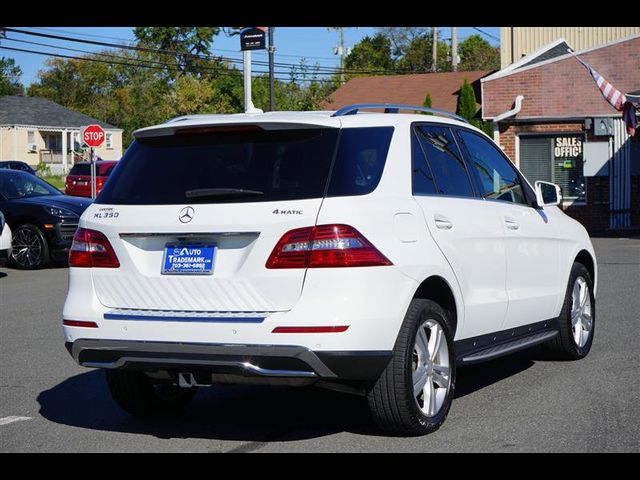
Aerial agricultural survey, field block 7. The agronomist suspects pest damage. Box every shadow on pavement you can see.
[38,349,545,443]
[37,370,378,442]
[455,354,535,399]
[0,271,7,279]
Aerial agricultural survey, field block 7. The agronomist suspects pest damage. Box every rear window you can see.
[97,126,393,205]
[69,164,91,176]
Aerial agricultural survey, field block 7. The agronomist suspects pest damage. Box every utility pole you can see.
[268,27,275,111]
[431,27,438,72]
[330,27,348,84]
[339,27,345,84]
[451,26,458,72]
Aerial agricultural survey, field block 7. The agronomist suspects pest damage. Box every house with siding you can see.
[0,95,123,174]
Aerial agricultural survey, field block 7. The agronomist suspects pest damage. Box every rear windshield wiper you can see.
[185,188,264,199]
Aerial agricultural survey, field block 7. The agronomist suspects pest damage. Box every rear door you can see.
[455,128,561,329]
[85,125,340,313]
[411,124,509,339]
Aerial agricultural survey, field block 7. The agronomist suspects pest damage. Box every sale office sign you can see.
[81,124,106,148]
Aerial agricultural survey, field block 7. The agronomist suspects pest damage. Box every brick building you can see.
[482,35,640,233]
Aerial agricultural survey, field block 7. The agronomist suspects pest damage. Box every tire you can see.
[105,370,197,417]
[10,224,50,269]
[544,262,595,360]
[367,299,456,436]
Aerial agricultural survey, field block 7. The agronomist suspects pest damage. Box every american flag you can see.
[571,52,626,110]
[571,51,636,135]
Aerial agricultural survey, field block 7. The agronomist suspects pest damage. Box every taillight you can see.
[266,224,392,269]
[69,228,120,268]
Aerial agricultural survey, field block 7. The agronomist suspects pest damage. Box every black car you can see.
[0,161,37,175]
[0,170,92,269]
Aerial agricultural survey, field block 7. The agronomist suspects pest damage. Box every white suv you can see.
[62,104,597,435]
[0,211,12,266]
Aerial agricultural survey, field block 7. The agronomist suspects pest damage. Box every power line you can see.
[26,27,341,62]
[471,27,500,43]
[0,44,338,83]
[4,27,348,75]
[4,27,403,76]
[3,27,490,79]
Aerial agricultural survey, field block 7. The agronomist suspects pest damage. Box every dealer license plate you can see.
[162,244,215,275]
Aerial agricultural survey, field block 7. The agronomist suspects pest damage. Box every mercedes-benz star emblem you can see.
[179,206,195,223]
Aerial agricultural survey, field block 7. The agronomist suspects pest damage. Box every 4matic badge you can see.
[272,208,303,215]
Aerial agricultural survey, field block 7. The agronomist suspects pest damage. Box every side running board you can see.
[458,330,558,365]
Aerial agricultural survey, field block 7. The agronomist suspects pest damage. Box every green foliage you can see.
[471,119,495,137]
[423,93,432,108]
[458,35,500,71]
[36,162,52,177]
[27,43,339,147]
[0,57,24,95]
[397,32,451,73]
[344,34,394,78]
[456,79,478,121]
[133,27,221,79]
[375,27,430,59]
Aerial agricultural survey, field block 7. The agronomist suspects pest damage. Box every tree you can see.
[456,79,477,120]
[27,46,339,147]
[375,27,430,59]
[396,32,451,73]
[456,78,493,136]
[0,57,24,95]
[458,35,500,71]
[133,27,222,78]
[344,34,395,78]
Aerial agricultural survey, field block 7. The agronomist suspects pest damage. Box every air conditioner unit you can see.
[28,144,37,153]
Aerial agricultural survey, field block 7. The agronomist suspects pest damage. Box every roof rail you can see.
[331,103,469,123]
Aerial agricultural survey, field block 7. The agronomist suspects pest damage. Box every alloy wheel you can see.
[412,319,451,417]
[11,227,43,268]
[571,276,592,348]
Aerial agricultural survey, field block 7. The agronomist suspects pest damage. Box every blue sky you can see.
[2,27,501,86]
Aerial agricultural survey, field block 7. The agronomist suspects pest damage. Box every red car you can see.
[65,161,117,197]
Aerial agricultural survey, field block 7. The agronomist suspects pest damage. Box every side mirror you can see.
[535,181,562,207]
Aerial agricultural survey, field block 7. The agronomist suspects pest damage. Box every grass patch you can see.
[39,175,65,190]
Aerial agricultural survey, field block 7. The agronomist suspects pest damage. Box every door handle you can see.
[505,217,520,230]
[434,214,453,230]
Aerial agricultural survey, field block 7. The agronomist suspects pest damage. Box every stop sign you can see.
[82,124,105,148]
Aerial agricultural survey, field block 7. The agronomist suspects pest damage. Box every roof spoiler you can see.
[332,103,469,124]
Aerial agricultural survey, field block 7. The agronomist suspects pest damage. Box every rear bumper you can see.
[65,338,392,381]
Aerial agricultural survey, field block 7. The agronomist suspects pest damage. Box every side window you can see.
[411,128,438,195]
[416,125,474,197]
[458,130,528,205]
[327,127,394,197]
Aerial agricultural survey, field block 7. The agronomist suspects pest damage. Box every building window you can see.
[44,133,62,152]
[27,130,35,144]
[105,133,113,149]
[519,135,586,202]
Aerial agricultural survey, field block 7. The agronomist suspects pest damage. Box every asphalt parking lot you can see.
[1,237,638,453]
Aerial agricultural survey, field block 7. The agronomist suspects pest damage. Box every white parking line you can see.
[0,416,32,426]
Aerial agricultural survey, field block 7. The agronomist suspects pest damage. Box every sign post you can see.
[81,125,105,199]
[239,27,267,114]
